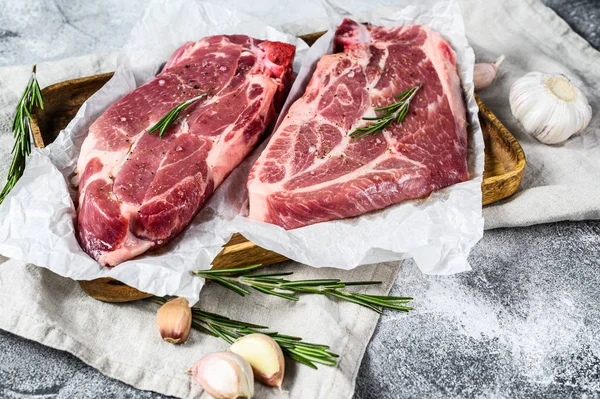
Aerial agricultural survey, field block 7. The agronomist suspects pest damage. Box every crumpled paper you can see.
[228,0,486,274]
[0,0,483,303]
[0,0,308,304]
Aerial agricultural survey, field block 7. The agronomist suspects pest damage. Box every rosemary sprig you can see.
[349,82,423,140]
[148,93,207,138]
[0,65,44,204]
[151,296,338,369]
[193,264,413,314]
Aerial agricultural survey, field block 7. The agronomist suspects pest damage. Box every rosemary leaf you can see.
[351,294,413,311]
[288,352,318,369]
[258,332,303,342]
[280,279,341,287]
[0,65,44,204]
[353,294,412,301]
[192,264,263,275]
[207,324,235,344]
[191,320,217,337]
[251,285,299,301]
[336,281,382,287]
[349,82,423,140]
[210,276,252,296]
[326,291,384,314]
[193,266,413,314]
[148,93,206,138]
[242,272,295,278]
[151,296,337,368]
[287,348,337,366]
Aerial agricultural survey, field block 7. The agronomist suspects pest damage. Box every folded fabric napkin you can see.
[462,0,600,229]
[0,255,397,398]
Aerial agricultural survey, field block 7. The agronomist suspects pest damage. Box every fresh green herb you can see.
[0,65,44,204]
[148,93,207,138]
[349,82,423,140]
[193,264,413,314]
[151,296,338,369]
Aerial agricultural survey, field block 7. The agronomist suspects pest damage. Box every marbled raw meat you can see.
[76,35,295,266]
[247,19,467,229]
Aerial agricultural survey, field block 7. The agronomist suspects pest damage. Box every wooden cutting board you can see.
[29,31,525,303]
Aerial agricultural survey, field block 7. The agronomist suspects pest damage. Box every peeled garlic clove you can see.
[473,55,505,91]
[189,352,254,399]
[156,297,192,344]
[230,333,285,388]
[509,72,592,144]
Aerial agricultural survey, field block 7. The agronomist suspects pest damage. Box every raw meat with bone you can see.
[76,35,295,266]
[247,19,468,229]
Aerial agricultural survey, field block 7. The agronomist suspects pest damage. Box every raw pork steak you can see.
[247,19,468,229]
[77,35,295,266]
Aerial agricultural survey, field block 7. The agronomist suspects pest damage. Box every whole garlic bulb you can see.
[509,72,592,144]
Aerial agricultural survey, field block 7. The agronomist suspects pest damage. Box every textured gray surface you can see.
[543,0,600,49]
[0,331,165,398]
[356,221,600,398]
[1,0,599,398]
[0,0,146,67]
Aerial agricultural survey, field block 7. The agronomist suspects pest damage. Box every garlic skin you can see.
[509,72,592,144]
[156,297,192,344]
[230,333,285,388]
[189,352,254,399]
[474,55,504,91]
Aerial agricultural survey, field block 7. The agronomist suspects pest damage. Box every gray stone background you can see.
[1,0,599,398]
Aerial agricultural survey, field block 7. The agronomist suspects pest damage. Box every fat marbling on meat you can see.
[76,35,295,266]
[247,19,468,229]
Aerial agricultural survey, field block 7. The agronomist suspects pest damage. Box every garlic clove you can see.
[189,352,254,399]
[156,297,192,344]
[229,333,285,389]
[473,55,505,91]
[509,72,592,144]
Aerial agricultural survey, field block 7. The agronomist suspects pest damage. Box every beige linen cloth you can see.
[1,0,600,398]
[0,54,398,398]
[468,0,600,229]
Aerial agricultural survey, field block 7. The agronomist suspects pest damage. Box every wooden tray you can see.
[30,31,525,303]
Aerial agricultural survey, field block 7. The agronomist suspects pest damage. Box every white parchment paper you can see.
[0,0,483,304]
[228,0,485,274]
[0,0,308,304]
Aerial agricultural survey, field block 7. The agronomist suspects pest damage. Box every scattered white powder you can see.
[361,224,600,396]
